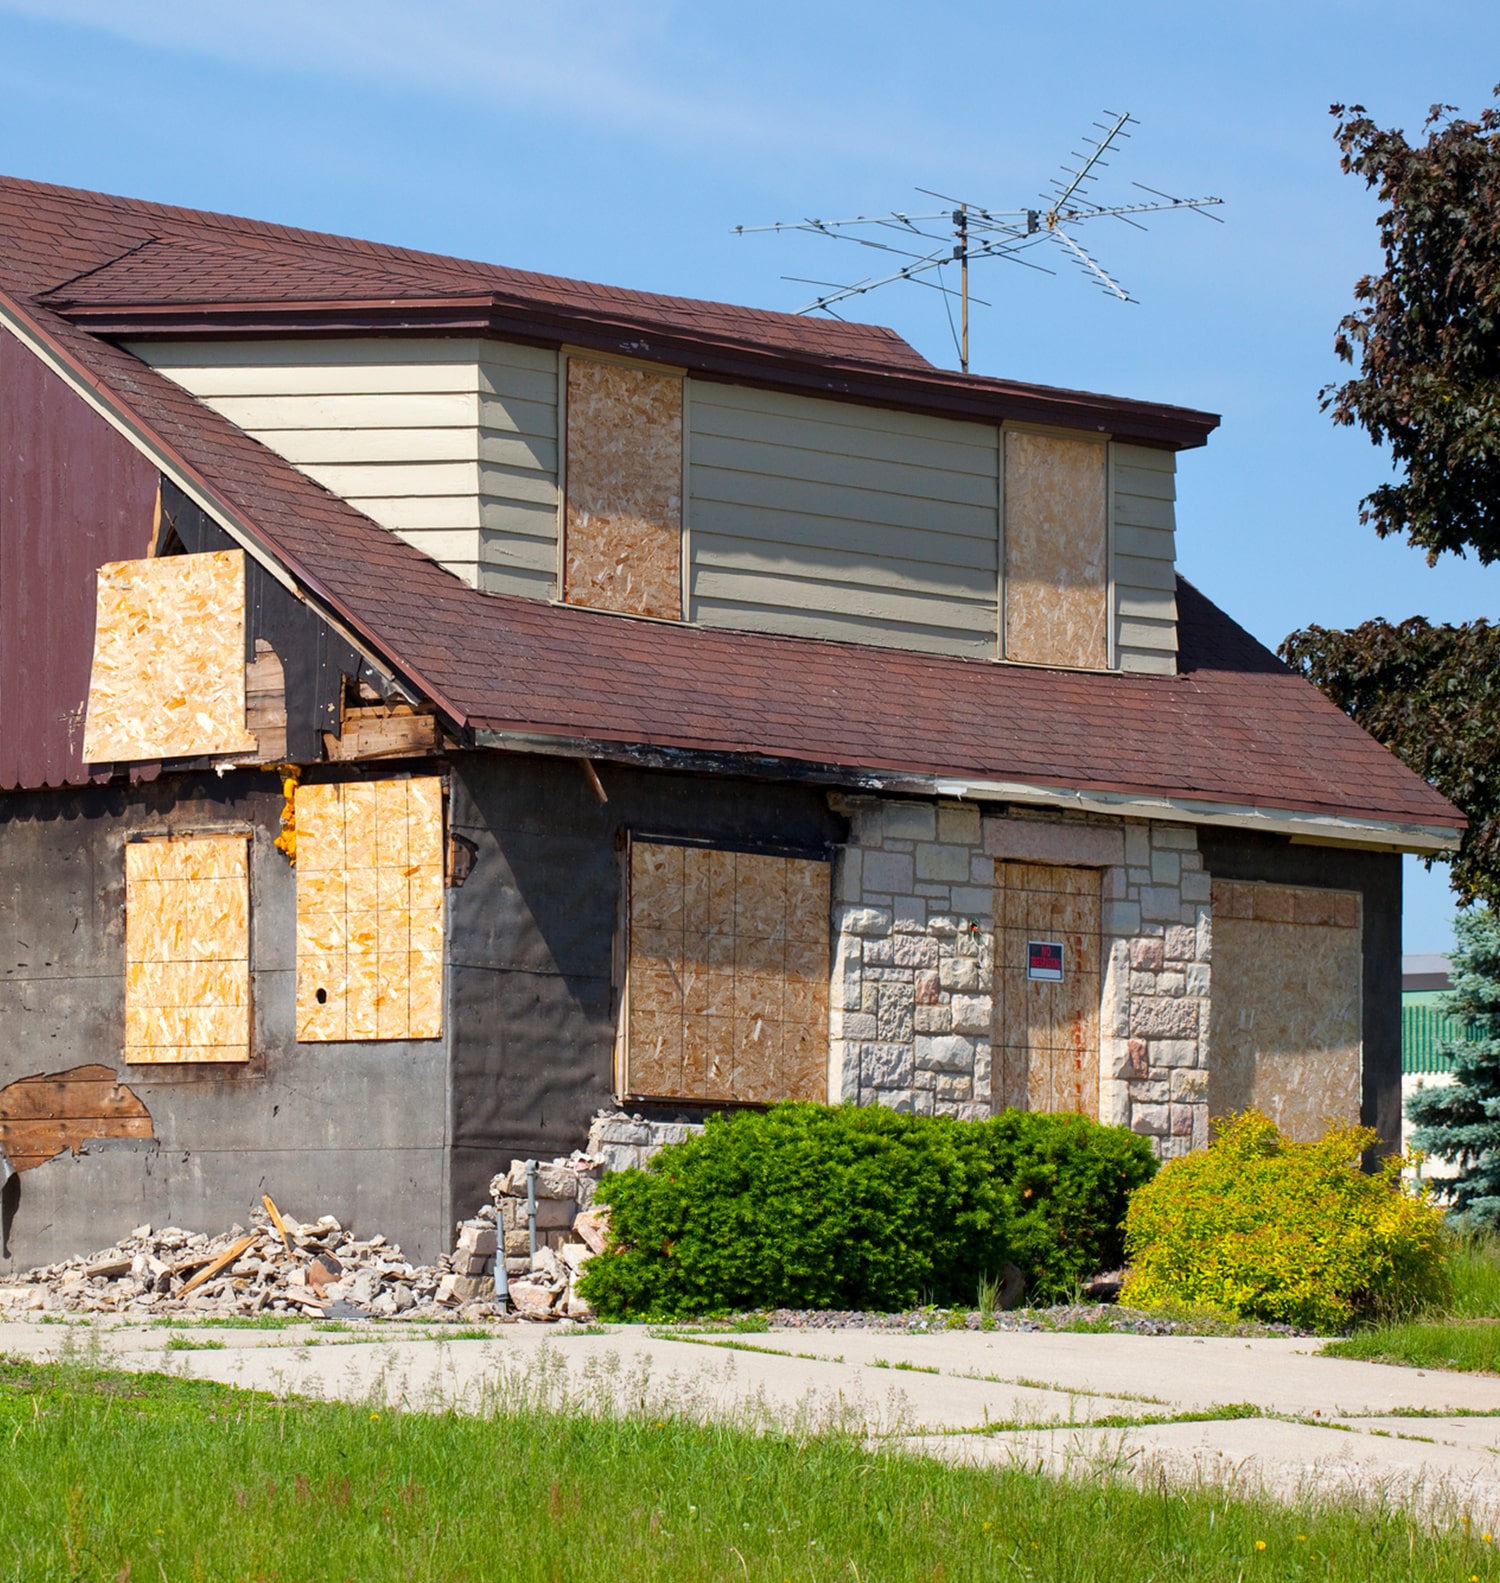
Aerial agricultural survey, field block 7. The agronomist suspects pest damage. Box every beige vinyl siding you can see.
[1110,442,1177,674]
[131,338,559,596]
[687,382,1000,658]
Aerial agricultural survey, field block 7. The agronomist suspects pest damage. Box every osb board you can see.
[83,549,258,763]
[565,358,683,620]
[626,841,829,1104]
[1208,880,1362,1141]
[0,1064,154,1172]
[1004,431,1108,669]
[295,776,445,1043]
[993,860,1101,1117]
[125,835,251,1064]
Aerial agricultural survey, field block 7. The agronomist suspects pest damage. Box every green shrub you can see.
[577,1102,1156,1320]
[1121,1110,1451,1332]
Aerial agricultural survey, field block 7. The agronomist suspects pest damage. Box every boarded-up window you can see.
[564,357,683,619]
[1209,881,1362,1141]
[125,834,251,1064]
[624,840,829,1103]
[993,860,1102,1116]
[295,777,445,1042]
[1003,431,1108,669]
[84,549,258,762]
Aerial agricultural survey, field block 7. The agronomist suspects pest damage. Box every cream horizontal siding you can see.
[688,382,999,655]
[129,337,559,596]
[1111,442,1177,674]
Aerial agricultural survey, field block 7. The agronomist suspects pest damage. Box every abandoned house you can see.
[0,176,1464,1266]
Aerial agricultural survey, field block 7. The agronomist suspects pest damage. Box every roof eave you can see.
[78,297,1220,450]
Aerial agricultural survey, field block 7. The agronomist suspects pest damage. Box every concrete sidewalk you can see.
[6,1316,1500,1521]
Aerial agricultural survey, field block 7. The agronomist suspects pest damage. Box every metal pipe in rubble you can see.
[493,1213,510,1305]
[526,1159,538,1261]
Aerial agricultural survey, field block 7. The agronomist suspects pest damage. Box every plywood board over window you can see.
[295,777,445,1042]
[83,549,258,762]
[993,860,1102,1116]
[125,834,251,1063]
[1003,431,1109,670]
[564,357,683,619]
[1209,881,1362,1141]
[624,840,829,1104]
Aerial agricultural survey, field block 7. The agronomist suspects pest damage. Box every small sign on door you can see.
[1027,940,1064,982]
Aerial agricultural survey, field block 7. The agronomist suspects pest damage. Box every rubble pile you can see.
[1,1109,689,1322]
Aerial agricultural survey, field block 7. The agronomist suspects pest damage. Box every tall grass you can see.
[1,1352,1496,1581]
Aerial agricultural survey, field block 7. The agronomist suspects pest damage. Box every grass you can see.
[1325,1234,1500,1373]
[1,1354,1497,1582]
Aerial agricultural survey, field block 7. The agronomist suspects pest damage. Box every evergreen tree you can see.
[1408,907,1500,1221]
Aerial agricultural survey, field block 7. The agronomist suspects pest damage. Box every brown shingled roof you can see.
[0,175,1217,448]
[0,176,1462,839]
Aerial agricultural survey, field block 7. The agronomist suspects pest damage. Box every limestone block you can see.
[1159,1135,1191,1160]
[971,854,995,884]
[1129,1076,1169,1103]
[915,1033,975,1073]
[881,802,938,841]
[935,1073,973,1100]
[1141,886,1184,923]
[1129,997,1199,1039]
[982,816,1124,868]
[864,936,895,966]
[928,914,959,937]
[913,1090,936,1116]
[1124,824,1151,866]
[1128,1039,1149,1077]
[1128,868,1153,886]
[833,1010,878,1041]
[914,970,941,1005]
[1181,870,1212,903]
[1186,964,1210,999]
[1130,937,1164,972]
[915,843,971,883]
[599,1143,642,1174]
[1132,1103,1171,1136]
[1151,850,1181,887]
[1099,1078,1131,1127]
[1196,909,1212,961]
[838,906,892,937]
[938,956,980,993]
[914,1005,951,1034]
[876,983,915,1042]
[869,1089,915,1113]
[1151,824,1196,850]
[937,803,982,846]
[1169,1104,1196,1137]
[591,1117,653,1146]
[1152,1038,1199,1069]
[893,896,927,933]
[1130,971,1158,996]
[864,850,915,893]
[1100,1036,1133,1080]
[859,1042,915,1089]
[834,850,863,902]
[893,934,940,969]
[1170,1068,1209,1103]
[949,994,993,1036]
[1103,900,1142,936]
[1164,925,1197,962]
[1157,971,1186,997]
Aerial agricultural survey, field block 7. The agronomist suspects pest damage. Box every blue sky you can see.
[2,1,1495,953]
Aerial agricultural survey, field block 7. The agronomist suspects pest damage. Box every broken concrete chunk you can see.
[571,1209,610,1255]
[507,1280,558,1319]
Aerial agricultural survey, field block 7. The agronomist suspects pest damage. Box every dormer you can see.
[131,336,1194,676]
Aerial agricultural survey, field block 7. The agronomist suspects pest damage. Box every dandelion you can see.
[370,1412,380,1421]
[1485,1533,1494,1543]
[982,1521,993,1531]
[1255,1540,1266,1551]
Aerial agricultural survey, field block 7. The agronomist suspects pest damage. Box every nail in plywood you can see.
[1209,880,1362,1142]
[0,1065,154,1171]
[992,860,1102,1118]
[1004,431,1108,670]
[83,549,258,763]
[625,840,829,1104]
[565,358,683,619]
[295,776,445,1043]
[125,834,251,1064]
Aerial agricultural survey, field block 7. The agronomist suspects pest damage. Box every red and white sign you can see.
[1026,940,1064,982]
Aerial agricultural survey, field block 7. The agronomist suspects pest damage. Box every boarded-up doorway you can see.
[993,861,1102,1117]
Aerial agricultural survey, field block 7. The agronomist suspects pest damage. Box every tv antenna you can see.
[733,111,1223,373]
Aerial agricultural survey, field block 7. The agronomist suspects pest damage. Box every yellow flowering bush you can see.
[1122,1111,1450,1331]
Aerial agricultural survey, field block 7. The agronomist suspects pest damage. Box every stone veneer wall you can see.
[829,798,1213,1158]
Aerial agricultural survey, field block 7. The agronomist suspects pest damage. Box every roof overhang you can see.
[69,294,1220,450]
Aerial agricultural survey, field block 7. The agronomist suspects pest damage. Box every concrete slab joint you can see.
[831,802,1210,1156]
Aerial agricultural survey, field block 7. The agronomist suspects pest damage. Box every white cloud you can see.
[0,0,945,168]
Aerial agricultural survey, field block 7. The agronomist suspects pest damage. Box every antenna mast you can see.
[734,112,1222,373]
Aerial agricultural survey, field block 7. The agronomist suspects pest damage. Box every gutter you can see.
[472,728,1463,857]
